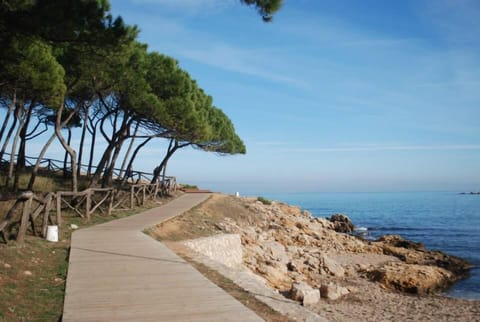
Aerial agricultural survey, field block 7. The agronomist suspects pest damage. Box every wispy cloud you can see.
[278,144,480,153]
[174,44,308,87]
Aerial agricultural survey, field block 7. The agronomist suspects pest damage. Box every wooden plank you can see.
[16,195,33,244]
[63,194,262,322]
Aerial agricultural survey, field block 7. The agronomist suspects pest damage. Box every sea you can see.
[262,191,480,300]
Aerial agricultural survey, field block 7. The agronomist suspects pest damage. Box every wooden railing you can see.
[0,180,176,245]
[0,152,176,186]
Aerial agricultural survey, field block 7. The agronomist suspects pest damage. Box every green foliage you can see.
[10,38,66,105]
[240,0,283,21]
[257,196,272,205]
[181,184,198,190]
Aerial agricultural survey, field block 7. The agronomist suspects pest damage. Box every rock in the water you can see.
[328,214,354,233]
[377,235,424,250]
[320,283,350,300]
[291,282,320,305]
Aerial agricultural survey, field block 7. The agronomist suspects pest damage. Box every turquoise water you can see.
[263,191,480,299]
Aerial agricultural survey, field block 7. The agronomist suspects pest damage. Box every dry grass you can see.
[150,194,261,241]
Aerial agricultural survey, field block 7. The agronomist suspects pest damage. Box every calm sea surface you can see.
[263,191,480,299]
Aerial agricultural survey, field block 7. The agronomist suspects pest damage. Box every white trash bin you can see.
[46,225,58,242]
[235,192,240,197]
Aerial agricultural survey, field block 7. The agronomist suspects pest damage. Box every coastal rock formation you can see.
[367,262,455,294]
[209,197,471,299]
[328,213,355,233]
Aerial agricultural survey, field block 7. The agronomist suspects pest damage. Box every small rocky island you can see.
[152,194,479,321]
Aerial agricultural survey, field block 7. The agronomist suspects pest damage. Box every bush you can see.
[181,184,198,190]
[257,196,271,205]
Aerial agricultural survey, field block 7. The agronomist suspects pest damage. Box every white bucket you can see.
[46,225,58,242]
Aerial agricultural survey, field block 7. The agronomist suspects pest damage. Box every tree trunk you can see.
[150,139,180,184]
[27,109,78,190]
[6,104,25,189]
[0,91,16,145]
[119,121,139,179]
[120,136,152,186]
[63,127,72,178]
[26,132,56,190]
[55,102,78,192]
[89,115,130,188]
[102,138,125,187]
[77,105,90,179]
[86,122,97,177]
[16,100,34,172]
[0,106,18,163]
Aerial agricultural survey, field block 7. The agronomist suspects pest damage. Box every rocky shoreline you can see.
[153,194,480,321]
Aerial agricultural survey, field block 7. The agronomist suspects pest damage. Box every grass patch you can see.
[257,196,272,205]
[180,184,198,190]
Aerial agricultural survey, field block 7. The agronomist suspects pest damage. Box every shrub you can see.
[257,196,271,205]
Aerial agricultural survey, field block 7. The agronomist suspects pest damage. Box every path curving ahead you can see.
[63,193,263,321]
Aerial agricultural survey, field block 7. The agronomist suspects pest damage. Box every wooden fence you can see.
[0,181,175,245]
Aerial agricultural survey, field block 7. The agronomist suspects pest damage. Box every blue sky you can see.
[106,0,480,194]
[15,0,480,194]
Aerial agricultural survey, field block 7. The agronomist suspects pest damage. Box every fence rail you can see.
[0,153,179,245]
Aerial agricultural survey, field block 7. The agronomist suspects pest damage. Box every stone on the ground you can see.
[23,270,33,276]
[320,283,350,300]
[291,282,320,305]
[320,254,345,277]
[70,224,79,230]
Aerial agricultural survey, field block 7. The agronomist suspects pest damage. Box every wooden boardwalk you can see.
[63,193,263,321]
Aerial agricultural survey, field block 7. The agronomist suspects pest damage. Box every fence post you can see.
[17,193,33,244]
[108,189,114,215]
[85,189,91,220]
[43,194,52,237]
[130,185,135,209]
[142,185,146,205]
[56,192,62,226]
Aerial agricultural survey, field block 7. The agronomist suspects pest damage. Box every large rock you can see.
[328,214,354,233]
[376,235,471,277]
[263,240,289,264]
[377,235,424,250]
[291,282,320,305]
[367,263,455,294]
[256,263,291,290]
[320,283,350,300]
[183,234,243,268]
[320,254,345,277]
